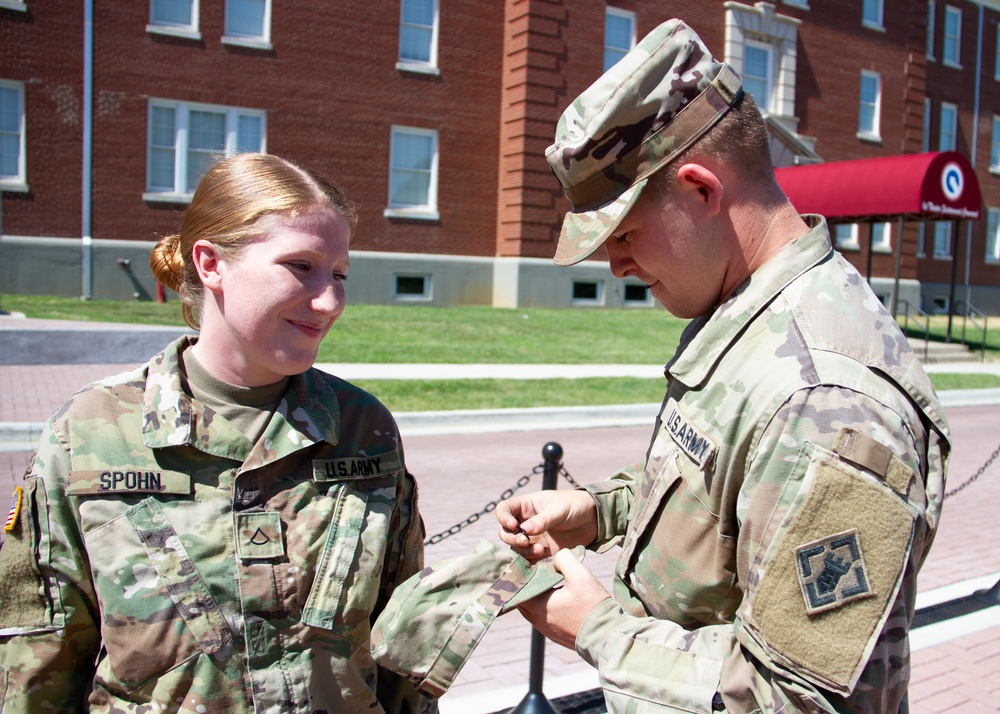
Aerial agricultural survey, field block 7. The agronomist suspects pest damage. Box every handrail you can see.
[896,299,930,361]
[955,300,988,362]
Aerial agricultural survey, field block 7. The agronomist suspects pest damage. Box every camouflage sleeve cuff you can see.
[583,463,641,550]
[574,596,622,668]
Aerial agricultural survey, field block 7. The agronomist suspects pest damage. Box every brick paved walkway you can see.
[1,357,998,713]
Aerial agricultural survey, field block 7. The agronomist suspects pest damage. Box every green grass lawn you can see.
[4,294,998,410]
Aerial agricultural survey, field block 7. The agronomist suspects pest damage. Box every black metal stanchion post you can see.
[509,442,564,714]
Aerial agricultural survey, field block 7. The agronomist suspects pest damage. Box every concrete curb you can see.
[2,389,998,450]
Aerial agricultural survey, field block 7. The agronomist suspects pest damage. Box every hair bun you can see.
[149,233,184,292]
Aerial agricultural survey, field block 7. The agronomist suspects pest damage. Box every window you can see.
[939,102,957,150]
[743,41,774,112]
[943,5,961,67]
[927,1,936,58]
[872,222,891,252]
[394,275,431,300]
[224,0,270,49]
[835,224,859,250]
[623,283,650,305]
[917,223,927,257]
[0,80,26,191]
[991,115,1000,172]
[148,0,200,39]
[986,208,1000,264]
[863,0,884,29]
[995,25,1000,79]
[922,98,932,151]
[604,8,635,72]
[146,99,265,200]
[397,0,438,74]
[724,5,799,129]
[933,221,952,258]
[858,71,881,140]
[386,126,439,219]
[572,280,604,305]
[0,0,28,11]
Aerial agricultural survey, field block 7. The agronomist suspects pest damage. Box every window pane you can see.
[149,148,175,189]
[944,9,960,62]
[400,25,432,62]
[186,110,225,191]
[148,106,176,190]
[873,223,890,249]
[0,87,18,132]
[986,209,999,262]
[863,0,881,24]
[401,0,434,26]
[392,132,432,170]
[940,106,956,150]
[744,45,770,108]
[152,0,193,26]
[226,0,265,37]
[390,170,430,206]
[237,115,262,153]
[934,222,951,256]
[605,14,632,52]
[991,117,1000,168]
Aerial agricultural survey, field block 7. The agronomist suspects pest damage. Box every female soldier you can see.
[0,153,432,713]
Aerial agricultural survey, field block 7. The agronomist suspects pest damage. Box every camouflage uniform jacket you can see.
[0,336,432,714]
[578,216,950,713]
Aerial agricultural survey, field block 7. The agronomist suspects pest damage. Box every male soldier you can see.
[496,19,950,713]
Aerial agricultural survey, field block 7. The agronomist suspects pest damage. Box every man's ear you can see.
[190,239,224,294]
[676,163,723,216]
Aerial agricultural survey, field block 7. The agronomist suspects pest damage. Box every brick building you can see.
[1,0,999,312]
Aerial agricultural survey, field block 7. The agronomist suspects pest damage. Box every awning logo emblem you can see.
[941,162,964,201]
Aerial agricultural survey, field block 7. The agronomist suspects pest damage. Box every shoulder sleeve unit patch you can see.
[796,529,874,615]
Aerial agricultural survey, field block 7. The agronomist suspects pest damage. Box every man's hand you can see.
[516,549,611,650]
[496,489,599,562]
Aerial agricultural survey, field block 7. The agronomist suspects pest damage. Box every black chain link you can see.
[944,438,1000,499]
[424,466,541,545]
[424,462,581,546]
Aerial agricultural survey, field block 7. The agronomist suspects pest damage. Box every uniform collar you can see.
[142,336,340,464]
[666,215,831,388]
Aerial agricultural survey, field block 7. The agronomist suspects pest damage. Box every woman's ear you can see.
[191,240,224,294]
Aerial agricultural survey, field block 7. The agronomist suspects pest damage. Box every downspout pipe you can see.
[82,0,93,299]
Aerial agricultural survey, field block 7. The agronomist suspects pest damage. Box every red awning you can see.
[774,151,982,224]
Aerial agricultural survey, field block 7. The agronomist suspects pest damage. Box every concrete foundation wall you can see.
[0,236,657,310]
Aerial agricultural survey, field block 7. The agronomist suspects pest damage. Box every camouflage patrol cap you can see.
[371,539,583,698]
[547,19,743,266]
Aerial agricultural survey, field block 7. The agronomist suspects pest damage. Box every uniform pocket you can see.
[84,498,231,691]
[300,475,393,639]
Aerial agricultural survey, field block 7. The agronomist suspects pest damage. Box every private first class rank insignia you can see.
[4,486,22,533]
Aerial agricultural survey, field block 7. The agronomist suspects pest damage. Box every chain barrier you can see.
[944,438,1000,500]
[424,462,582,546]
[425,436,998,545]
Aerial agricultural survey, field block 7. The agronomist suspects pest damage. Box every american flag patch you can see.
[4,486,22,533]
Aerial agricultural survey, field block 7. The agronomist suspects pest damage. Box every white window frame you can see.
[992,115,1000,173]
[385,125,439,220]
[986,208,1000,265]
[147,0,201,40]
[0,79,27,192]
[604,7,636,73]
[933,221,952,259]
[572,279,605,306]
[943,5,962,68]
[835,224,860,251]
[862,0,884,30]
[743,40,775,113]
[724,5,800,132]
[857,70,881,141]
[223,0,272,50]
[939,102,957,151]
[871,222,892,253]
[396,0,439,75]
[144,99,266,202]
[393,274,432,301]
[927,1,936,59]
